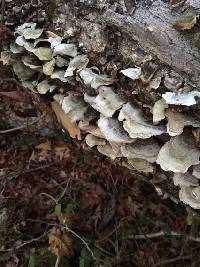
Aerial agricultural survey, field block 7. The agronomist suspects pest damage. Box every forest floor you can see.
[1,84,200,267]
[1,1,200,266]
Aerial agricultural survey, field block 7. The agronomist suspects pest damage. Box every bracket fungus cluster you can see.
[1,22,200,209]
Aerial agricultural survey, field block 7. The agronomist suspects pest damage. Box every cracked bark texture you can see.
[57,0,200,88]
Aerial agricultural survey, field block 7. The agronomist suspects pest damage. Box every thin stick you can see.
[154,255,191,266]
[55,256,60,267]
[64,225,96,261]
[0,116,43,134]
[127,230,200,242]
[0,229,50,252]
[0,125,27,134]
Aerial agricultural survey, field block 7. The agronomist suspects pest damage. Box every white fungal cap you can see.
[120,67,141,80]
[64,55,89,77]
[22,55,41,70]
[153,99,168,124]
[84,86,125,117]
[61,96,89,122]
[97,143,122,159]
[156,134,200,173]
[162,91,200,106]
[127,158,154,173]
[10,43,25,54]
[165,109,200,136]
[85,134,106,147]
[118,102,144,123]
[43,58,56,75]
[179,186,200,209]
[78,121,105,138]
[98,116,135,143]
[16,22,43,39]
[173,173,199,187]
[78,68,114,89]
[193,165,200,179]
[119,103,165,139]
[51,70,70,83]
[53,43,77,57]
[48,36,62,49]
[37,80,56,94]
[121,139,160,163]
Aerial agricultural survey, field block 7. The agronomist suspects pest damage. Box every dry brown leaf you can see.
[48,227,73,257]
[59,212,76,228]
[34,140,52,162]
[51,101,81,140]
[35,140,51,151]
[46,31,59,38]
[54,144,70,160]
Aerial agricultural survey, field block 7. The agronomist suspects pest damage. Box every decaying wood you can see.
[58,0,200,88]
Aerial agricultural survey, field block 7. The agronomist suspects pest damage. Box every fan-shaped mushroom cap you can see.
[165,109,200,136]
[84,86,125,117]
[162,91,200,106]
[121,139,160,163]
[98,116,135,143]
[179,187,200,209]
[173,173,199,187]
[61,96,89,122]
[119,103,165,139]
[78,68,114,89]
[156,134,200,173]
[85,134,106,147]
[153,99,168,124]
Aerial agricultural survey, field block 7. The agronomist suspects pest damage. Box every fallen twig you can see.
[0,125,27,134]
[154,255,191,266]
[0,229,50,252]
[127,230,200,242]
[0,116,44,134]
[63,225,96,261]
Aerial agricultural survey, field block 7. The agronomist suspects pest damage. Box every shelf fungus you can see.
[22,55,42,70]
[84,86,125,117]
[165,109,200,136]
[53,43,78,57]
[179,187,200,209]
[173,173,199,187]
[193,165,200,179]
[43,58,56,75]
[119,103,166,139]
[16,22,43,39]
[156,134,200,173]
[120,67,141,80]
[163,71,183,91]
[64,55,89,77]
[37,80,56,94]
[98,116,134,143]
[162,91,200,106]
[121,139,160,163]
[97,143,122,160]
[78,121,105,139]
[153,99,168,124]
[78,68,115,89]
[61,96,89,122]
[127,158,154,173]
[85,134,106,147]
[13,62,36,81]
[4,21,200,209]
